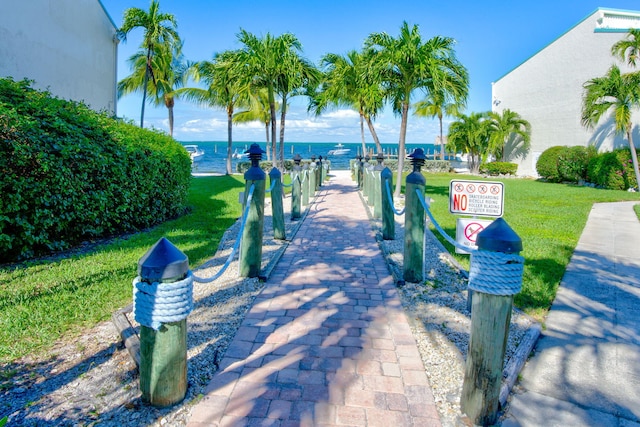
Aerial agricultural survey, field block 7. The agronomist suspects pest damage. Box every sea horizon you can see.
[183,141,444,173]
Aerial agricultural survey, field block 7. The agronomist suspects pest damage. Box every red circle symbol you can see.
[464,222,484,242]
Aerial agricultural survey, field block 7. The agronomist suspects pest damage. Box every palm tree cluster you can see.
[582,29,640,188]
[445,110,531,174]
[117,3,531,182]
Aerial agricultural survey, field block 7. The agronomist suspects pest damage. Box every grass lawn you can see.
[1,172,638,363]
[421,173,640,319]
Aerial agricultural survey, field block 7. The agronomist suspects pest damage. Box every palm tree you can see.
[582,65,640,188]
[117,41,188,136]
[233,88,280,161]
[118,0,179,129]
[275,48,320,164]
[446,112,491,174]
[487,109,531,161]
[312,49,385,156]
[612,29,640,67]
[179,51,245,175]
[414,92,462,160]
[235,29,312,166]
[365,22,468,196]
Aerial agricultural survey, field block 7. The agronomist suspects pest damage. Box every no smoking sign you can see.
[455,218,493,254]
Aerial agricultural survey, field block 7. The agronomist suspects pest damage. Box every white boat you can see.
[232,148,249,159]
[184,144,205,162]
[327,143,351,156]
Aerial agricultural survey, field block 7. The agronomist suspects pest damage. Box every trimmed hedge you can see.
[349,159,451,174]
[0,78,191,262]
[480,162,518,176]
[536,146,568,182]
[236,159,331,174]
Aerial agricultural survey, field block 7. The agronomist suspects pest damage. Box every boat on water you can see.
[184,144,205,162]
[327,143,351,156]
[232,148,249,159]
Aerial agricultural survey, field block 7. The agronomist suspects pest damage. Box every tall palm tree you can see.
[312,49,385,156]
[487,109,531,161]
[118,0,179,129]
[446,112,491,174]
[179,51,245,175]
[611,29,640,67]
[582,65,640,188]
[117,41,188,136]
[413,91,462,160]
[233,88,280,162]
[365,22,468,196]
[275,48,320,164]
[235,29,311,166]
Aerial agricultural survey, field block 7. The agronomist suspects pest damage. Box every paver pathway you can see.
[188,171,441,426]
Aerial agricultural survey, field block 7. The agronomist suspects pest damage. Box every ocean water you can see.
[183,141,441,173]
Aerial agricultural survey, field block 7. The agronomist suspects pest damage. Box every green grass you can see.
[0,175,245,363]
[421,174,640,319]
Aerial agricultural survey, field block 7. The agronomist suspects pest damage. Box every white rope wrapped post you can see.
[133,237,192,407]
[373,153,385,219]
[461,218,524,426]
[380,167,395,240]
[269,167,286,240]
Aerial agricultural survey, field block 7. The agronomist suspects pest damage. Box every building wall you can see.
[0,0,118,114]
[492,8,640,177]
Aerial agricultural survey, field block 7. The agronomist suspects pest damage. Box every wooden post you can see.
[302,165,310,206]
[381,167,395,240]
[291,155,302,220]
[309,157,317,196]
[137,238,189,407]
[373,155,384,219]
[403,149,426,283]
[315,158,322,190]
[461,218,523,425]
[269,167,285,240]
[239,144,266,277]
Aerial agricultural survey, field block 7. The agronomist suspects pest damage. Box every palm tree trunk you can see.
[627,129,640,189]
[438,115,444,160]
[269,93,277,168]
[264,123,271,162]
[394,102,409,197]
[279,96,287,167]
[365,116,382,154]
[226,106,233,175]
[168,106,174,137]
[359,112,366,156]
[140,47,152,128]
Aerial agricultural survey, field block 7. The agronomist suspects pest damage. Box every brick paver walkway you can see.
[188,171,441,426]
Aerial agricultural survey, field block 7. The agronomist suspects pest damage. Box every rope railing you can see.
[414,188,524,296]
[384,179,406,216]
[190,183,256,284]
[265,179,277,193]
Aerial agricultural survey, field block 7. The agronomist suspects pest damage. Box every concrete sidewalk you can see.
[504,201,640,426]
[187,170,441,426]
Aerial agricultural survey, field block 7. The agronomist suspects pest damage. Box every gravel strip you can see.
[1,173,535,427]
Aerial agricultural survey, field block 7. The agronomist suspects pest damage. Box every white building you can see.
[0,0,118,114]
[492,7,640,177]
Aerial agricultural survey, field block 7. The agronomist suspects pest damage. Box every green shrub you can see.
[587,151,626,190]
[536,146,569,182]
[236,159,328,174]
[0,78,191,262]
[557,146,595,183]
[480,162,517,176]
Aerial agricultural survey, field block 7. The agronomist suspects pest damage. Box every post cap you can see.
[408,148,426,161]
[477,217,523,253]
[269,167,281,178]
[245,143,266,156]
[138,237,189,281]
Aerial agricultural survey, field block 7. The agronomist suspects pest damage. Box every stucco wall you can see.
[492,9,640,177]
[0,0,118,114]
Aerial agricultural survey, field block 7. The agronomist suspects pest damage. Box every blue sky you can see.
[101,1,640,144]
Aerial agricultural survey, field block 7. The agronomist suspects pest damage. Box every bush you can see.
[587,148,638,190]
[557,146,595,183]
[536,146,569,182]
[0,78,191,262]
[480,162,517,176]
[236,159,329,174]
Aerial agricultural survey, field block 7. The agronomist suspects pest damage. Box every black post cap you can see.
[476,217,523,253]
[138,237,189,282]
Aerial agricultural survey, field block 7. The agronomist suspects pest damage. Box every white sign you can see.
[449,179,504,217]
[455,218,494,254]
